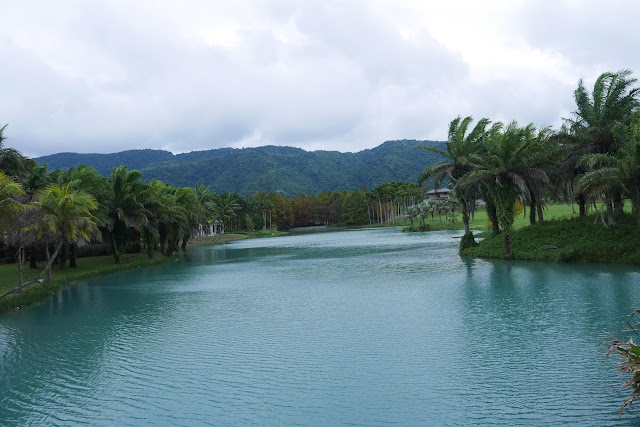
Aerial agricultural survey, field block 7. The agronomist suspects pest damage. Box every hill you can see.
[35,140,446,196]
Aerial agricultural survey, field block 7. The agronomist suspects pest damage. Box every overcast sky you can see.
[2,1,639,158]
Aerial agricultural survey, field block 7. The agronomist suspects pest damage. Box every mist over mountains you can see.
[36,140,446,196]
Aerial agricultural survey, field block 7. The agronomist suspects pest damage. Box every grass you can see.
[0,230,286,315]
[187,230,286,249]
[400,203,583,232]
[0,253,180,315]
[462,214,640,264]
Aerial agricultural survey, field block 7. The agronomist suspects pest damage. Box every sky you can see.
[1,0,639,158]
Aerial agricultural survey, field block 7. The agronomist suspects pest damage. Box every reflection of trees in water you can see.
[460,258,640,339]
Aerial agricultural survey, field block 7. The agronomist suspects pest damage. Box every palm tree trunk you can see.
[29,246,38,269]
[462,200,470,234]
[536,202,544,225]
[110,231,121,264]
[486,199,500,235]
[606,196,617,228]
[17,246,24,287]
[577,194,587,217]
[614,192,624,218]
[529,201,536,225]
[59,243,67,270]
[45,244,52,282]
[503,230,512,260]
[69,244,77,268]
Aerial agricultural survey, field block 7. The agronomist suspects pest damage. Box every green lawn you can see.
[467,203,581,230]
[462,213,640,264]
[401,202,583,232]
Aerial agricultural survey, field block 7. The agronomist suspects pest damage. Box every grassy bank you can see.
[0,253,180,315]
[461,214,640,264]
[401,203,582,232]
[1,231,285,315]
[187,230,286,248]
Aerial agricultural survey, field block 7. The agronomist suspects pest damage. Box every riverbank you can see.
[0,253,180,315]
[187,230,286,249]
[461,214,640,264]
[0,231,288,315]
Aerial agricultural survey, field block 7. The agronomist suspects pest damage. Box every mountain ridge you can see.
[35,140,446,196]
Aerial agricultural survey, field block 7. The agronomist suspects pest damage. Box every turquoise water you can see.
[1,228,639,425]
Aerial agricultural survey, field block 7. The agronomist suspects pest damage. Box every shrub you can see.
[459,231,477,252]
[607,310,640,417]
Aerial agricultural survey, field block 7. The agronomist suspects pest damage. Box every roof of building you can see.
[426,188,452,194]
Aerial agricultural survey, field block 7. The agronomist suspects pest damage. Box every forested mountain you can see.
[36,140,445,196]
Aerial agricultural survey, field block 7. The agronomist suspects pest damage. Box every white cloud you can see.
[0,0,638,157]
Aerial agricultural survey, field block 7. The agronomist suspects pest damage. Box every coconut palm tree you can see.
[0,183,100,299]
[103,166,150,263]
[0,124,29,179]
[37,183,101,269]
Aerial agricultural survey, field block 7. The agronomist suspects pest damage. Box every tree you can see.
[0,183,100,299]
[0,124,29,178]
[566,70,640,225]
[212,193,241,231]
[577,116,640,227]
[103,166,150,263]
[420,116,490,243]
[341,189,369,225]
[458,122,549,259]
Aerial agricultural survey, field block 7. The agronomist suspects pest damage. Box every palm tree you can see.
[419,116,490,237]
[458,121,549,258]
[0,183,100,299]
[175,186,202,249]
[0,171,26,214]
[0,124,29,179]
[577,117,640,227]
[37,184,101,270]
[103,166,150,263]
[405,204,419,229]
[566,70,640,223]
[212,194,241,231]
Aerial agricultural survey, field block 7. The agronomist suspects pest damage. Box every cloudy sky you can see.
[2,0,639,158]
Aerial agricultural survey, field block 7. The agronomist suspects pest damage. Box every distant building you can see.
[194,220,224,237]
[425,188,451,201]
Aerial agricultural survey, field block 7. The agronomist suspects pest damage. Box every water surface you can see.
[1,228,639,425]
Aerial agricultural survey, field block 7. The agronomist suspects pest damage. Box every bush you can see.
[459,231,477,252]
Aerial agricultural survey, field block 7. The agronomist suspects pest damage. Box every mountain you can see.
[35,140,446,196]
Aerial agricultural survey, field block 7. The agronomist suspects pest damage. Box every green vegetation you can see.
[36,140,446,197]
[463,214,640,264]
[0,253,178,315]
[418,69,640,260]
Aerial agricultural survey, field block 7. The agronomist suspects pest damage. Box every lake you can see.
[1,228,639,425]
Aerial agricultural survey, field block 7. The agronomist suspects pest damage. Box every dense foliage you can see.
[419,69,640,259]
[36,140,446,196]
[2,120,434,299]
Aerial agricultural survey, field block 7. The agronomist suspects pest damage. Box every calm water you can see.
[1,228,639,425]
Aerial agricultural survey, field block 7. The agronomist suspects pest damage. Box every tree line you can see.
[419,69,640,258]
[0,126,435,297]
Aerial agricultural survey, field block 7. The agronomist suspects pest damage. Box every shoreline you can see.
[0,231,283,316]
